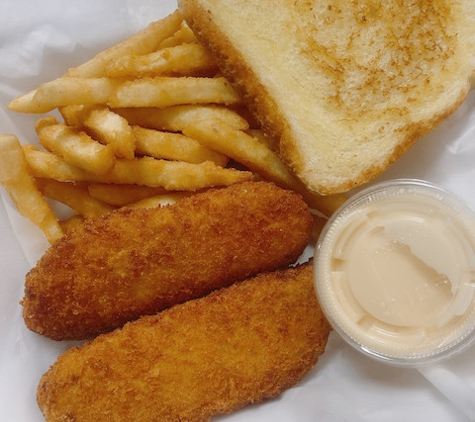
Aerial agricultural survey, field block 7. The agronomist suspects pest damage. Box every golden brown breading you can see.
[37,260,331,422]
[22,181,313,341]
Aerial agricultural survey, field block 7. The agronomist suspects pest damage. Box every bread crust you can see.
[179,0,475,195]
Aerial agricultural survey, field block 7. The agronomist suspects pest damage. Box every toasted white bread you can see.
[178,0,475,195]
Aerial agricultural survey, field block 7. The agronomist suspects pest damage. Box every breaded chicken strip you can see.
[22,181,313,340]
[37,260,331,422]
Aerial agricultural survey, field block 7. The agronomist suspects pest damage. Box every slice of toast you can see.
[178,0,475,195]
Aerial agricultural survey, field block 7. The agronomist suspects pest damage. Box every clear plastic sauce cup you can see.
[314,179,475,418]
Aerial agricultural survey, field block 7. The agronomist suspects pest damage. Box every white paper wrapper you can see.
[1,1,475,421]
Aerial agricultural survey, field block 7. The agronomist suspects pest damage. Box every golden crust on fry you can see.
[23,146,252,191]
[22,181,313,340]
[0,135,63,243]
[37,260,331,422]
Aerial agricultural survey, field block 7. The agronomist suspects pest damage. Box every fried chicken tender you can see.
[22,181,313,341]
[37,260,331,422]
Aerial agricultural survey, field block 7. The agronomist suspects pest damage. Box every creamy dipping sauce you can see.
[315,180,475,365]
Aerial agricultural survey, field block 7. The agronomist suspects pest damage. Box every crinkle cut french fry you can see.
[36,179,116,218]
[108,77,241,108]
[37,123,116,176]
[87,183,169,207]
[0,135,63,243]
[183,118,347,216]
[109,157,253,191]
[22,145,95,182]
[114,105,249,132]
[66,10,183,78]
[183,117,298,188]
[32,78,122,113]
[105,43,217,78]
[59,105,91,128]
[82,107,136,159]
[60,105,136,159]
[133,126,228,167]
[23,146,253,191]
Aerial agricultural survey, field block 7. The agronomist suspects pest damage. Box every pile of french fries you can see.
[0,10,345,244]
